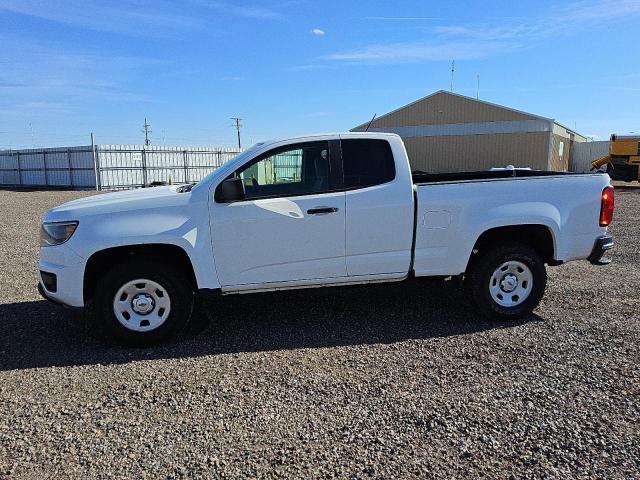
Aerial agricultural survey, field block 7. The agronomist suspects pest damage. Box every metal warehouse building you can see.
[352,90,587,173]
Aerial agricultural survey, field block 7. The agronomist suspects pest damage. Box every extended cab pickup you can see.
[38,133,615,345]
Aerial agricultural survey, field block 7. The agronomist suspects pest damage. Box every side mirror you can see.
[215,177,246,203]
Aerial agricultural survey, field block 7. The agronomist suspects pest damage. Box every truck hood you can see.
[44,186,190,221]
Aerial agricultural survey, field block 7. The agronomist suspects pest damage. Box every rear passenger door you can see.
[341,137,415,276]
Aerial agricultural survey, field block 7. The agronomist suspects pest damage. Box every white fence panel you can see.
[0,170,19,184]
[21,169,46,185]
[0,144,240,190]
[571,141,610,173]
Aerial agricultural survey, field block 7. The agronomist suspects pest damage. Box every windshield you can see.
[194,143,264,187]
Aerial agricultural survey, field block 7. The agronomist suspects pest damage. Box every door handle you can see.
[307,206,339,215]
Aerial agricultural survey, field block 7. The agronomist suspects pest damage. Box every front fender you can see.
[67,204,220,290]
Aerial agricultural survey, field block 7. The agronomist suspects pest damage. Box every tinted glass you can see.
[237,142,329,199]
[342,139,395,188]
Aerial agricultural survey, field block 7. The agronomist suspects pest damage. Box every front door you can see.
[210,141,346,287]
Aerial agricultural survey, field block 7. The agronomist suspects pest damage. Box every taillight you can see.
[599,186,614,227]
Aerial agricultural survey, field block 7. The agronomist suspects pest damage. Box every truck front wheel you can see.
[93,258,194,346]
[467,242,547,320]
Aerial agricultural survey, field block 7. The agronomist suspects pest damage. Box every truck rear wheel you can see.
[94,258,194,346]
[467,242,546,320]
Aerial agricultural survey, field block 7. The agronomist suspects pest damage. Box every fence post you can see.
[91,133,100,191]
[43,151,48,186]
[16,151,22,186]
[141,148,148,187]
[67,149,73,188]
[183,150,189,183]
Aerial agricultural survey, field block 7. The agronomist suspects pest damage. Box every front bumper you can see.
[37,243,86,308]
[588,233,614,266]
[37,282,82,311]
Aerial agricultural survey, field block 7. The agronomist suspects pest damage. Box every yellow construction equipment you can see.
[591,134,640,181]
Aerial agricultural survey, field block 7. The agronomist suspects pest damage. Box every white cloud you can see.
[0,0,202,35]
[435,0,640,42]
[363,16,440,21]
[326,0,640,65]
[194,0,283,20]
[0,37,162,116]
[0,0,287,36]
[218,76,245,81]
[287,64,335,72]
[302,111,331,118]
[312,28,325,36]
[324,41,509,64]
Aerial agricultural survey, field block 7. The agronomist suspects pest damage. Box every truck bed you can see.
[411,171,611,277]
[412,169,582,184]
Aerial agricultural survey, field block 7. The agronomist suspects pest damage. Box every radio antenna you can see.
[364,113,377,132]
[450,60,455,92]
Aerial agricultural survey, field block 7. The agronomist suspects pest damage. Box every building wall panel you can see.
[571,141,610,172]
[367,119,551,137]
[402,132,550,173]
[354,91,539,129]
[550,134,570,171]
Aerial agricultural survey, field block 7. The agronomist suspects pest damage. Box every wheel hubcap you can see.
[489,261,533,307]
[500,274,518,292]
[131,293,155,314]
[113,279,171,332]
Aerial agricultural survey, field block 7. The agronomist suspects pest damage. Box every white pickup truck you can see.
[38,133,615,345]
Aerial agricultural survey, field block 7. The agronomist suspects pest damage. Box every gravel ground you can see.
[0,188,639,479]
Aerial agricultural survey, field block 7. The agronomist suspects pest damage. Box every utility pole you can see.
[476,74,480,99]
[142,117,152,146]
[231,117,242,150]
[29,122,35,147]
[450,60,455,92]
[91,132,100,191]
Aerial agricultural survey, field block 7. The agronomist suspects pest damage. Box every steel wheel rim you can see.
[113,279,171,332]
[489,261,533,307]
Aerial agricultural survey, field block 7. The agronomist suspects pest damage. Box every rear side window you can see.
[342,139,395,189]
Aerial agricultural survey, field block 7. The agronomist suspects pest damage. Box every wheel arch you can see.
[466,224,557,272]
[83,243,198,302]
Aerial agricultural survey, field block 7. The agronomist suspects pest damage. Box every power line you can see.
[142,117,152,146]
[231,117,242,150]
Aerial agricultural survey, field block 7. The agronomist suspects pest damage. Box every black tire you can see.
[467,242,546,320]
[93,257,194,346]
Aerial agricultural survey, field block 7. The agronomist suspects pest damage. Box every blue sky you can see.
[1,0,639,149]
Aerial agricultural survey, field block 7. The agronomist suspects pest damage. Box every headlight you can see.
[40,221,78,247]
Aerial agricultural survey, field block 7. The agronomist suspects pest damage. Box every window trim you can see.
[340,138,396,191]
[214,138,399,203]
[215,140,336,203]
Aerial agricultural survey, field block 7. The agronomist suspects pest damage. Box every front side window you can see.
[237,142,330,199]
[342,139,395,189]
